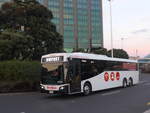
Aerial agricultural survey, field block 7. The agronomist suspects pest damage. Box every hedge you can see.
[0,60,42,92]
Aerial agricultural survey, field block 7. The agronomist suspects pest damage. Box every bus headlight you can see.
[59,86,65,90]
[41,85,44,89]
[59,86,68,93]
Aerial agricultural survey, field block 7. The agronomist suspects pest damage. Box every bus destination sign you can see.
[42,56,63,63]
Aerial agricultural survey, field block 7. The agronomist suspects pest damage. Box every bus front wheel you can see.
[83,82,92,96]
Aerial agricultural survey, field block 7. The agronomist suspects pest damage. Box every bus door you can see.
[67,58,81,93]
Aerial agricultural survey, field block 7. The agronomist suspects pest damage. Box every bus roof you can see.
[42,52,137,63]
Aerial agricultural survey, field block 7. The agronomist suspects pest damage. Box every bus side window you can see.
[80,60,106,80]
[81,60,90,80]
[97,60,106,73]
[105,61,122,71]
[91,65,98,75]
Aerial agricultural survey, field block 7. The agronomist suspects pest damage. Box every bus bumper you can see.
[40,84,69,94]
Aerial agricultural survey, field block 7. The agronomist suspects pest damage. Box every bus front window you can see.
[41,63,64,85]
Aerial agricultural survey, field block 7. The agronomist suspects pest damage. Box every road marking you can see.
[20,112,25,113]
[139,81,147,84]
[147,102,150,106]
[101,90,121,96]
[71,100,75,103]
[143,109,150,113]
[143,83,150,86]
[143,103,150,113]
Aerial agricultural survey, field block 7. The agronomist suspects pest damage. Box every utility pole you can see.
[136,49,138,57]
[108,0,113,58]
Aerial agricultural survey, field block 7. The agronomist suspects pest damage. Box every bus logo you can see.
[104,72,121,81]
[47,86,58,90]
[104,72,109,81]
[110,72,115,81]
[116,72,120,80]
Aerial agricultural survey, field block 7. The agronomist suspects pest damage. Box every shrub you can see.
[0,60,41,92]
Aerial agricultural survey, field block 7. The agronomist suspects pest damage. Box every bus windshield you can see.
[41,63,64,85]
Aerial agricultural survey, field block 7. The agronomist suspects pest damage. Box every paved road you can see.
[0,73,150,113]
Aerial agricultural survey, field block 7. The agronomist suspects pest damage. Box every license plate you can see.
[49,91,54,94]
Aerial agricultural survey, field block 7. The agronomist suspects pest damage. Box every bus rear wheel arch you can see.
[83,82,92,96]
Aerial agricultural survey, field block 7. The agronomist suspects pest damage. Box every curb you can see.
[0,91,39,96]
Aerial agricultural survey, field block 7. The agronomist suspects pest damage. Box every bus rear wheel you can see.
[128,78,133,87]
[83,83,91,96]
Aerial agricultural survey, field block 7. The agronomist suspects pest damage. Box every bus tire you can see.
[128,78,133,87]
[83,82,92,96]
[122,79,127,88]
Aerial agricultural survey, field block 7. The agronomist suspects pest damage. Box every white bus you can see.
[40,53,139,95]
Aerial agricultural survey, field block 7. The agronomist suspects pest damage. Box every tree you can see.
[0,30,33,60]
[72,48,85,52]
[0,0,63,60]
[107,49,129,59]
[91,47,107,55]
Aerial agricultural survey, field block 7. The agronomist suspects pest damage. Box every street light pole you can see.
[121,37,127,50]
[121,38,124,50]
[108,0,113,58]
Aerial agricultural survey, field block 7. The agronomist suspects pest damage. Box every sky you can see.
[102,0,150,58]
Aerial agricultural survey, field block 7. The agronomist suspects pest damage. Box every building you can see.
[138,54,150,73]
[0,0,104,51]
[129,56,140,60]
[0,0,10,7]
[38,0,103,51]
[138,54,150,64]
